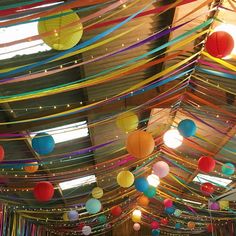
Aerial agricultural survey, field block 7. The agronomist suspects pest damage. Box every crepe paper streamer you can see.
[0,0,48,10]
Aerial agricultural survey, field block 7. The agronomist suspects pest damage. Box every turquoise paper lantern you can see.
[222,163,235,175]
[177,119,196,137]
[175,222,181,229]
[165,207,175,215]
[85,198,102,214]
[152,229,160,236]
[98,215,107,224]
[144,186,156,198]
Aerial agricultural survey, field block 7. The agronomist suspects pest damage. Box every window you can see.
[59,175,96,190]
[32,121,89,144]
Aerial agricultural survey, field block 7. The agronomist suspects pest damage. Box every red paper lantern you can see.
[0,145,5,162]
[77,223,85,230]
[160,218,168,225]
[200,182,215,196]
[111,205,122,217]
[33,181,54,202]
[151,221,160,229]
[163,199,173,208]
[126,131,155,159]
[207,223,214,233]
[205,31,234,58]
[198,156,215,173]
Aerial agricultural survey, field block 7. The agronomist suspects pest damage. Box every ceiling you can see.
[0,0,236,235]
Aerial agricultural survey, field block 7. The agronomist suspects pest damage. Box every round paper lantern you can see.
[209,202,220,211]
[63,212,69,221]
[132,209,141,223]
[174,209,182,217]
[198,156,215,173]
[82,225,92,236]
[85,198,101,214]
[163,199,173,208]
[32,132,55,155]
[111,205,122,217]
[133,223,141,231]
[153,161,170,178]
[165,207,175,215]
[207,223,213,233]
[188,221,195,229]
[175,222,181,229]
[117,171,134,188]
[92,187,103,199]
[126,131,155,159]
[116,111,139,132]
[200,182,215,196]
[160,218,169,225]
[137,195,149,207]
[205,31,234,58]
[163,129,183,149]
[0,145,4,161]
[38,10,83,51]
[98,215,107,224]
[219,200,229,210]
[152,229,160,236]
[177,119,197,137]
[151,221,160,229]
[222,163,235,175]
[68,210,79,221]
[144,186,156,198]
[134,177,149,192]
[33,181,54,202]
[24,162,39,173]
[147,174,160,187]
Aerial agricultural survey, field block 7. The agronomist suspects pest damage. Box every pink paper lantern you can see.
[163,199,173,208]
[209,202,220,211]
[151,221,160,229]
[153,161,169,178]
[133,223,141,231]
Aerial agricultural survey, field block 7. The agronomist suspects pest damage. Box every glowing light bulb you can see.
[163,129,183,149]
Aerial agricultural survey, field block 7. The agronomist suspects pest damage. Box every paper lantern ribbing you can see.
[38,10,83,51]
[200,182,215,196]
[160,218,168,225]
[174,209,182,217]
[24,162,39,173]
[116,111,139,132]
[177,119,196,137]
[134,177,149,192]
[92,187,103,199]
[153,161,170,178]
[152,229,160,236]
[0,145,4,161]
[188,221,195,229]
[205,31,234,58]
[198,156,215,173]
[126,131,155,159]
[85,198,101,214]
[165,207,175,215]
[133,223,141,231]
[98,215,107,224]
[163,199,173,208]
[68,210,79,221]
[117,171,134,188]
[151,221,160,230]
[137,195,149,207]
[82,225,92,236]
[222,163,235,175]
[32,132,55,155]
[111,205,122,217]
[175,222,181,229]
[33,181,54,202]
[144,186,156,198]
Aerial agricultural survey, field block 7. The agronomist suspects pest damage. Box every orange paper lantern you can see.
[126,131,155,159]
[137,195,149,207]
[24,162,39,173]
[187,221,195,229]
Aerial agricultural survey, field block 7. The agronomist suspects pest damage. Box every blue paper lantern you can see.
[177,119,196,137]
[165,207,175,215]
[222,163,235,175]
[175,222,181,229]
[32,132,55,155]
[134,177,149,192]
[143,186,156,198]
[85,198,102,214]
[98,215,107,224]
[152,229,160,236]
[68,210,79,221]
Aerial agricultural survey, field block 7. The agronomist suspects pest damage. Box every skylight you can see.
[59,175,96,190]
[32,121,89,144]
[0,22,51,60]
[193,174,232,187]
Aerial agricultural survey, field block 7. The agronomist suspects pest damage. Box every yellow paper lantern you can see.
[219,200,229,210]
[132,210,142,223]
[116,111,138,132]
[117,171,134,188]
[24,162,39,173]
[92,187,103,199]
[63,212,69,221]
[38,10,83,50]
